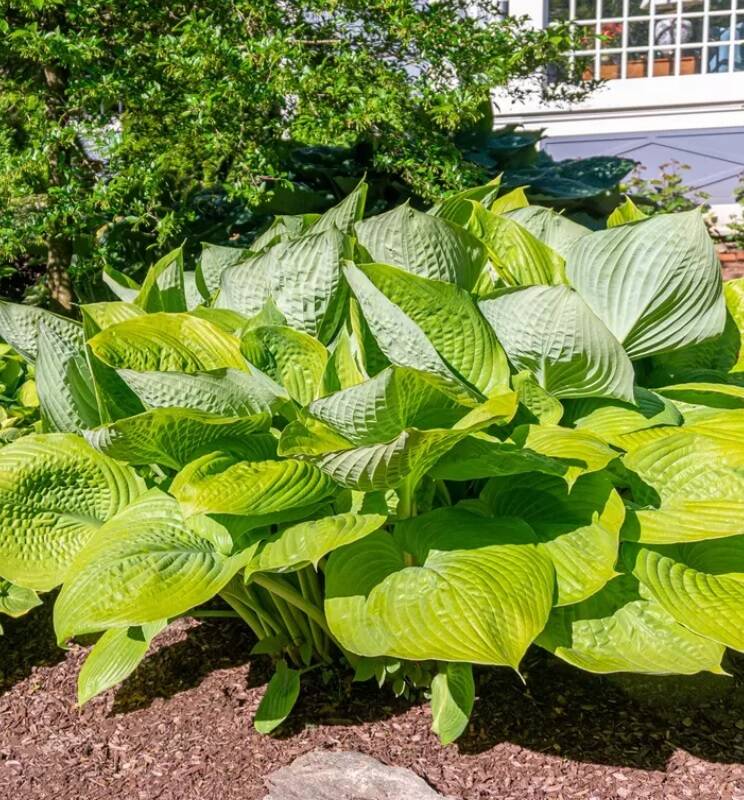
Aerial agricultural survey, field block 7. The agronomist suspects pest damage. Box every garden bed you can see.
[2,606,743,800]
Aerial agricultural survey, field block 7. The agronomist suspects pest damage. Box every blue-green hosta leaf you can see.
[183,273,202,311]
[311,180,367,234]
[430,662,475,745]
[0,434,145,591]
[725,278,744,372]
[0,579,41,618]
[505,206,590,259]
[247,513,387,576]
[197,242,251,300]
[479,285,634,402]
[510,424,617,487]
[538,573,725,674]
[118,367,289,417]
[606,197,648,227]
[355,202,486,288]
[622,431,744,543]
[36,323,100,433]
[280,393,518,491]
[467,202,567,286]
[254,660,301,734]
[102,264,140,303]
[81,302,145,331]
[0,301,83,362]
[481,472,623,605]
[89,313,246,373]
[302,366,467,446]
[171,452,336,519]
[54,490,256,641]
[325,511,554,666]
[345,262,510,401]
[566,210,725,359]
[85,408,271,470]
[628,539,744,652]
[563,386,682,447]
[219,228,351,343]
[77,619,167,705]
[241,326,329,406]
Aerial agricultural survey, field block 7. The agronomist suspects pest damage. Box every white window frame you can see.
[506,0,744,112]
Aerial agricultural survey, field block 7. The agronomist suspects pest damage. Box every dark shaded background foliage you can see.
[1,0,591,309]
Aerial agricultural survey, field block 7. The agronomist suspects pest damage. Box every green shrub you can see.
[1,180,743,743]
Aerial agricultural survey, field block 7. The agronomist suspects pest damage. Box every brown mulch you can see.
[2,605,744,800]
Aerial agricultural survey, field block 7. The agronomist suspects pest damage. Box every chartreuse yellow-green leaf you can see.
[622,431,744,543]
[0,434,145,591]
[247,513,387,576]
[89,313,246,373]
[171,453,336,519]
[85,408,271,469]
[325,508,554,666]
[54,490,256,642]
[538,573,725,674]
[725,277,744,372]
[479,285,634,402]
[78,619,167,705]
[254,660,301,734]
[0,579,41,619]
[482,472,623,605]
[606,197,648,227]
[628,538,744,652]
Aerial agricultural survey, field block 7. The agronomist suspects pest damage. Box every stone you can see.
[264,750,451,800]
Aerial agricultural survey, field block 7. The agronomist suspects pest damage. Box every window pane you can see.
[549,0,571,21]
[629,19,650,45]
[603,0,623,17]
[709,14,733,41]
[710,0,732,10]
[626,50,650,76]
[679,46,703,73]
[681,16,705,42]
[599,52,622,79]
[575,0,599,18]
[629,0,651,16]
[575,23,598,47]
[708,43,731,70]
[652,50,676,75]
[600,21,624,45]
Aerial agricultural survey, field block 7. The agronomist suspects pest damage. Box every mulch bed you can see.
[2,605,744,800]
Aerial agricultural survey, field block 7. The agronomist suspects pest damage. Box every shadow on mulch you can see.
[4,600,744,775]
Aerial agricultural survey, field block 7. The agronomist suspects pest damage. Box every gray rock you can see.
[264,750,452,800]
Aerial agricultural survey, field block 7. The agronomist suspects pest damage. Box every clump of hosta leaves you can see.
[1,182,744,744]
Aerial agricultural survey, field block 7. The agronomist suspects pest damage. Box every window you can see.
[548,0,744,78]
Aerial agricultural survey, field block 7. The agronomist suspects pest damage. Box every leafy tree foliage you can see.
[0,0,582,309]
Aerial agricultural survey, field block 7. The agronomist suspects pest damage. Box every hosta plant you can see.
[1,183,744,744]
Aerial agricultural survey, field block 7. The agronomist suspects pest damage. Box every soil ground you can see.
[2,605,744,800]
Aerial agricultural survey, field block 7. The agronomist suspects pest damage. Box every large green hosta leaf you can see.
[134,248,187,313]
[54,490,255,641]
[0,301,83,361]
[0,434,144,590]
[36,323,100,433]
[725,278,744,372]
[85,408,271,469]
[279,392,517,491]
[505,206,590,259]
[311,179,367,235]
[171,452,336,520]
[240,326,329,406]
[622,431,744,543]
[82,302,145,330]
[628,539,744,652]
[566,210,725,359]
[118,367,288,417]
[466,202,567,286]
[197,243,251,300]
[481,472,623,605]
[218,228,351,343]
[89,313,246,373]
[0,579,41,619]
[479,285,634,402]
[355,203,485,288]
[655,381,744,410]
[325,510,554,666]
[538,573,725,674]
[345,262,510,401]
[247,512,386,575]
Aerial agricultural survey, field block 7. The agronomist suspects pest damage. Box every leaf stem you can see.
[252,573,332,638]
